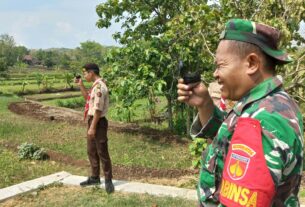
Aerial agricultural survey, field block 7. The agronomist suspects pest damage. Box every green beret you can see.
[220,19,293,64]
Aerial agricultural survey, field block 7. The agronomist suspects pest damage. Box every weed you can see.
[17,142,49,160]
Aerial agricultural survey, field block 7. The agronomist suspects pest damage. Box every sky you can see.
[0,0,121,49]
[0,1,304,50]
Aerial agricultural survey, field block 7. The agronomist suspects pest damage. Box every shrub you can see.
[17,142,49,160]
[189,138,207,169]
[56,97,85,108]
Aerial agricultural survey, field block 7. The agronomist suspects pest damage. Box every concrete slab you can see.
[1,172,304,206]
[0,171,71,202]
[113,181,197,200]
[61,175,197,201]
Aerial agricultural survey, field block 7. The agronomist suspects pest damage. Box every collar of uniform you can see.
[92,78,101,87]
[233,76,283,116]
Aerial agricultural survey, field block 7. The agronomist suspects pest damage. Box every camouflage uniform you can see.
[191,19,304,207]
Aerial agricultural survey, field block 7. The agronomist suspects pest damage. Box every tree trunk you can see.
[186,105,190,137]
[165,94,173,131]
[128,109,131,123]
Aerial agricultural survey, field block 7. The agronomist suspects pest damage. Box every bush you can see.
[17,142,49,160]
[56,97,85,109]
[189,138,207,169]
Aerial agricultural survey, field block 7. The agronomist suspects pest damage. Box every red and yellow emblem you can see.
[227,153,250,180]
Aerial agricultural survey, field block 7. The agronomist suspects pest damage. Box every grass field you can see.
[25,91,82,101]
[2,185,197,207]
[0,95,192,188]
[0,146,85,189]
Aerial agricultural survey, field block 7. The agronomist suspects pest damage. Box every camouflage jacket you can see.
[191,76,304,207]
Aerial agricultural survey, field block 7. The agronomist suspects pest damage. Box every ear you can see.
[245,53,261,75]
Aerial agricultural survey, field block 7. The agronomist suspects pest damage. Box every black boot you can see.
[105,179,114,194]
[80,176,101,187]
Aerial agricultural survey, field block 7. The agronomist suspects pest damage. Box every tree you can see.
[78,41,108,66]
[96,0,305,132]
[97,0,196,130]
[0,34,16,72]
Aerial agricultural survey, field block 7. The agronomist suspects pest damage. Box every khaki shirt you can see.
[87,79,109,118]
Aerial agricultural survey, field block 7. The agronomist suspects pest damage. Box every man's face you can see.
[83,70,94,82]
[213,40,250,101]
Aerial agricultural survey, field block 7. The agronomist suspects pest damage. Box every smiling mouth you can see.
[218,82,224,90]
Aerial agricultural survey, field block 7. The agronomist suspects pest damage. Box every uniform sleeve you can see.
[255,112,302,187]
[92,84,105,112]
[190,105,227,139]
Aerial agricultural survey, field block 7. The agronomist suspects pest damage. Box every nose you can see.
[213,68,219,79]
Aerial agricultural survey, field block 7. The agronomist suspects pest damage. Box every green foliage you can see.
[173,109,187,136]
[34,50,57,68]
[78,41,108,66]
[63,72,74,89]
[34,73,44,90]
[96,0,305,133]
[17,142,49,160]
[21,79,28,94]
[42,76,55,90]
[189,138,207,168]
[56,97,85,108]
[0,34,17,72]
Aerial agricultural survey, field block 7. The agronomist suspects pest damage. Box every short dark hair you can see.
[83,63,100,75]
[227,40,276,74]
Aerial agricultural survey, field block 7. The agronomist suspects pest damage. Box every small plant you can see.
[21,79,28,94]
[56,97,85,108]
[189,138,207,169]
[173,111,187,136]
[34,73,44,91]
[63,72,74,89]
[17,142,49,160]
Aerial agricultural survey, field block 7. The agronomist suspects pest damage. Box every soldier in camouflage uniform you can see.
[177,19,303,207]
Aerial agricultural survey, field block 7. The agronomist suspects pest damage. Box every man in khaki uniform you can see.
[75,63,114,194]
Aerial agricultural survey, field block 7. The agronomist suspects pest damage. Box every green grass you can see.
[108,96,167,122]
[0,82,66,94]
[0,95,192,169]
[0,82,91,95]
[42,94,169,129]
[25,91,82,101]
[0,146,85,188]
[2,185,197,207]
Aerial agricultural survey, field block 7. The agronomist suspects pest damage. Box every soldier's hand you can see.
[177,78,212,107]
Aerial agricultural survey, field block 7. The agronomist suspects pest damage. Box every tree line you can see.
[0,34,113,74]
